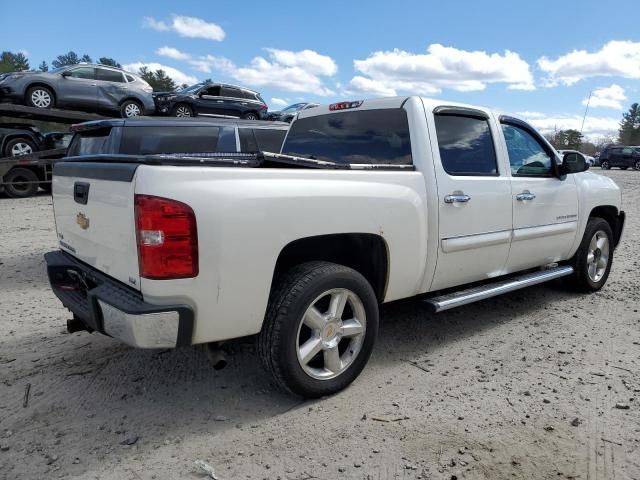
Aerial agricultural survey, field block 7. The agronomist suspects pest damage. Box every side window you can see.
[434,114,498,176]
[96,68,125,83]
[68,67,96,80]
[238,128,258,152]
[125,74,135,82]
[201,86,220,97]
[221,87,243,98]
[253,129,286,153]
[216,127,237,152]
[622,147,633,156]
[501,124,554,177]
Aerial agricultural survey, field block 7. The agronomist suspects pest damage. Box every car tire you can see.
[26,86,54,109]
[620,166,628,170]
[635,160,640,171]
[4,137,37,157]
[567,217,614,292]
[258,261,379,398]
[3,168,40,198]
[120,100,143,118]
[600,160,610,170]
[173,104,193,117]
[242,112,259,120]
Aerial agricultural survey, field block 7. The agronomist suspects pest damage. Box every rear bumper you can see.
[45,250,193,348]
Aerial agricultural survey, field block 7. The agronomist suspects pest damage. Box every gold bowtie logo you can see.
[76,212,90,230]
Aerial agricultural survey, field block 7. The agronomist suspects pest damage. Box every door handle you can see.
[516,191,536,201]
[216,100,224,103]
[91,83,97,86]
[444,194,471,204]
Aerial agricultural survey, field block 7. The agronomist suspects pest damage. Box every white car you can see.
[45,97,625,398]
[557,149,595,166]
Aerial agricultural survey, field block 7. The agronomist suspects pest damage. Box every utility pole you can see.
[580,91,592,134]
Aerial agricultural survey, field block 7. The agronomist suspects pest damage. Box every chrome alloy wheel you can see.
[124,103,141,117]
[31,89,52,108]
[10,142,33,156]
[296,288,366,380]
[176,106,192,117]
[587,230,610,282]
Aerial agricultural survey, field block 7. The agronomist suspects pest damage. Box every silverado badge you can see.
[76,212,90,230]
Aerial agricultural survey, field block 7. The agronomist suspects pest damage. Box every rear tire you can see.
[120,100,143,118]
[173,104,193,117]
[3,168,39,198]
[620,166,629,170]
[26,86,54,109]
[567,217,613,292]
[634,160,640,171]
[242,112,259,120]
[601,160,610,170]
[4,137,37,157]
[258,261,379,398]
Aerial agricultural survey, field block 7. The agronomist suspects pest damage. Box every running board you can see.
[424,266,574,313]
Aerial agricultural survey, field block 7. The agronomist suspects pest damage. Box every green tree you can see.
[52,51,93,68]
[617,103,640,145]
[81,54,93,63]
[138,67,177,92]
[98,57,121,68]
[38,61,48,72]
[545,128,583,150]
[0,51,30,73]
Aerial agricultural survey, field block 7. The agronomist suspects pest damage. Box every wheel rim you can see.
[31,89,51,108]
[124,103,141,117]
[176,106,191,117]
[635,161,640,170]
[10,142,33,156]
[586,230,610,282]
[296,288,366,380]
[246,114,257,120]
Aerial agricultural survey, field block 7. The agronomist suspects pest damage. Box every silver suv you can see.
[0,64,155,118]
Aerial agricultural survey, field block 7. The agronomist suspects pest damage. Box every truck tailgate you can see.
[52,162,140,289]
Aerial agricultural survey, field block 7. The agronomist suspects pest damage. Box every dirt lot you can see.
[0,170,638,480]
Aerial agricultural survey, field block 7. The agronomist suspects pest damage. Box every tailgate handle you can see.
[74,182,90,205]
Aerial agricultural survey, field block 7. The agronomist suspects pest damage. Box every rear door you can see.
[620,147,634,168]
[500,119,578,272]
[60,67,97,108]
[194,85,222,115]
[94,68,128,111]
[428,107,512,291]
[220,87,246,117]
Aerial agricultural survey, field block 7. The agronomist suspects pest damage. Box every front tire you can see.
[601,160,610,170]
[3,168,39,198]
[567,217,613,292]
[120,100,143,118]
[26,86,54,109]
[634,160,640,171]
[173,104,193,117]
[258,262,379,398]
[4,137,37,157]
[620,166,629,170]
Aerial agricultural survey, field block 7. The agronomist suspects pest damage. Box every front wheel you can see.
[634,160,640,171]
[600,161,610,170]
[567,217,613,292]
[173,104,193,117]
[4,137,36,157]
[258,262,379,398]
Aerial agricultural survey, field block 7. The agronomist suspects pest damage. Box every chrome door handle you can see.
[216,100,224,103]
[516,192,536,201]
[444,194,471,204]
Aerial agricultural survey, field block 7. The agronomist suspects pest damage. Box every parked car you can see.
[66,117,289,157]
[0,64,155,118]
[0,124,72,198]
[598,145,640,170]
[45,96,624,398]
[153,82,268,120]
[557,149,593,167]
[266,102,319,122]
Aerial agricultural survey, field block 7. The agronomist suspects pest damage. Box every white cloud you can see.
[538,40,640,86]
[584,84,626,110]
[516,111,546,118]
[123,62,198,86]
[265,48,337,76]
[188,54,235,73]
[156,46,191,61]
[345,76,397,98]
[143,15,225,41]
[347,44,535,97]
[270,97,289,107]
[519,112,620,138]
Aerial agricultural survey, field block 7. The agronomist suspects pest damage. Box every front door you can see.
[60,67,97,109]
[429,109,513,291]
[500,120,579,273]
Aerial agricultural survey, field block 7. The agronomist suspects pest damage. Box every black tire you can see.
[620,166,629,170]
[26,85,54,109]
[242,112,259,120]
[3,168,39,198]
[635,160,640,171]
[258,261,379,398]
[4,137,37,157]
[567,217,614,292]
[172,103,193,117]
[120,100,143,118]
[600,160,610,170]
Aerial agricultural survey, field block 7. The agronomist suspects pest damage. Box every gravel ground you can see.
[0,170,638,480]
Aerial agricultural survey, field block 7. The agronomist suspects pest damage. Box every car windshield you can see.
[180,82,207,93]
[281,103,306,113]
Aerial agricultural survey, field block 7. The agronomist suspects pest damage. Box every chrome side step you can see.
[424,265,574,313]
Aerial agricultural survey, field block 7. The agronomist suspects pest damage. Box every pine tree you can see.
[138,67,177,91]
[98,57,121,68]
[38,61,48,72]
[0,51,30,73]
[618,103,640,145]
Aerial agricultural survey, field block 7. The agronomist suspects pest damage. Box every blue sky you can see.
[2,0,639,137]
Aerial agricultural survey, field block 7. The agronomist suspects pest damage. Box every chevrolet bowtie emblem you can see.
[76,212,90,230]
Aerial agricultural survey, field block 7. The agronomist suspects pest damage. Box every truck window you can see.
[67,128,113,156]
[238,128,257,152]
[501,124,553,177]
[434,114,498,176]
[281,109,412,165]
[253,129,286,153]
[120,126,220,155]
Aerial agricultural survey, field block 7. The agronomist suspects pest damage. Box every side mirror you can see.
[561,152,589,174]
[61,71,72,78]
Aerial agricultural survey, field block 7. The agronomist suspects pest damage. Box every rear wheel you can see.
[620,166,629,170]
[600,160,610,170]
[120,100,143,118]
[242,112,259,120]
[567,217,613,292]
[26,86,54,109]
[3,168,39,198]
[635,160,640,171]
[4,137,36,157]
[173,104,193,117]
[258,262,379,398]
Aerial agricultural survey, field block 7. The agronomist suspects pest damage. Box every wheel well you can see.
[590,205,622,246]
[272,233,389,302]
[119,97,142,107]
[1,135,37,155]
[26,82,56,102]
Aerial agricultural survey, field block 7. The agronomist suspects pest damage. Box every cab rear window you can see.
[282,109,412,165]
[67,128,113,156]
[120,126,230,155]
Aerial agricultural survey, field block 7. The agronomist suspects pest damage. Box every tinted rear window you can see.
[67,128,113,156]
[97,69,125,83]
[120,126,220,155]
[282,109,412,165]
[254,129,286,152]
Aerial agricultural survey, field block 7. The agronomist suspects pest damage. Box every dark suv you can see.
[153,82,268,119]
[599,145,640,170]
[66,117,289,157]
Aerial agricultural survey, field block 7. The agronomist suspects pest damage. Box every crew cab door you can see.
[429,108,512,291]
[499,118,579,272]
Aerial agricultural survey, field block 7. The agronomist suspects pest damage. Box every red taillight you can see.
[329,100,363,111]
[134,194,198,280]
[260,104,268,110]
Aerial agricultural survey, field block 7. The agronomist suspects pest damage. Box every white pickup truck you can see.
[45,97,625,398]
